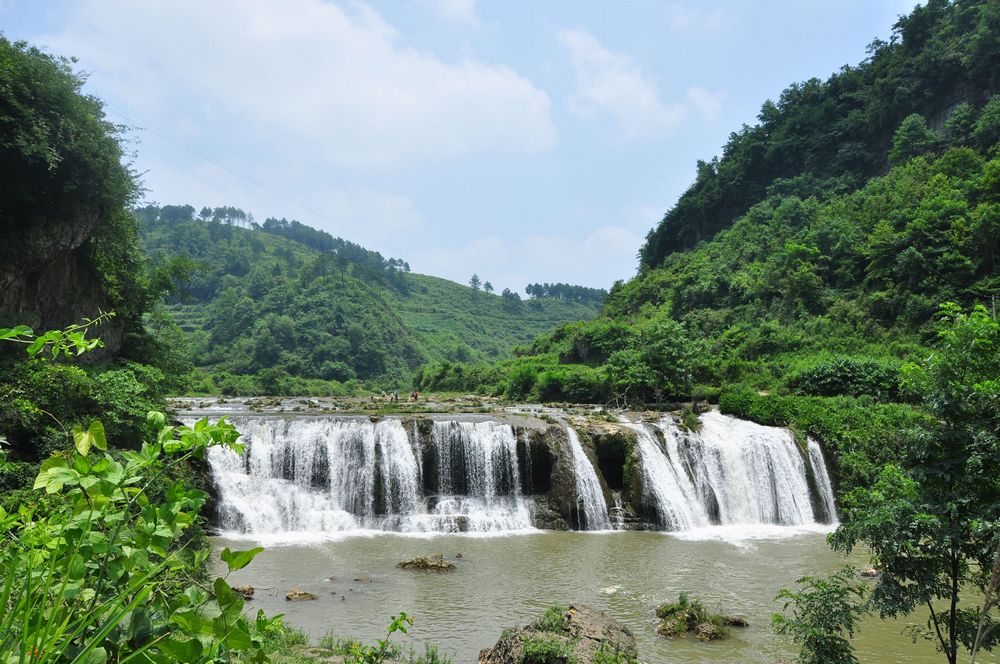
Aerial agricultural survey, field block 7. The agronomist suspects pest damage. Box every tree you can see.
[483,281,494,294]
[773,568,868,664]
[469,274,481,291]
[0,37,142,341]
[501,288,522,312]
[830,304,1000,664]
[889,114,940,166]
[973,96,1000,154]
[944,103,976,147]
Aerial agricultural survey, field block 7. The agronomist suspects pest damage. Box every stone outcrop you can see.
[397,554,456,572]
[286,589,319,601]
[479,604,637,664]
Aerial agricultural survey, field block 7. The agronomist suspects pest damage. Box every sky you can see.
[2,0,919,293]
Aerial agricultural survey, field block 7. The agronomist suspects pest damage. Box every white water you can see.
[620,411,836,531]
[207,417,532,536]
[619,419,708,530]
[807,437,838,524]
[564,425,611,530]
[420,420,532,532]
[206,411,836,537]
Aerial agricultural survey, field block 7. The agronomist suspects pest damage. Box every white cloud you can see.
[685,86,726,119]
[665,3,725,31]
[557,27,723,139]
[40,0,555,169]
[417,224,642,293]
[423,0,479,26]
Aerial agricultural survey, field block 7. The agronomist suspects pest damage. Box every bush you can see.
[521,635,573,664]
[0,412,280,661]
[531,606,569,634]
[787,356,900,399]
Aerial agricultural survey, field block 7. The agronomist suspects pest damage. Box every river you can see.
[212,529,989,663]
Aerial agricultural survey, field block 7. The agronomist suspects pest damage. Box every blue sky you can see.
[2,1,917,293]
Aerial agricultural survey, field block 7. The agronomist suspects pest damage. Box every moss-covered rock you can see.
[654,592,747,641]
[480,604,637,664]
[396,554,456,572]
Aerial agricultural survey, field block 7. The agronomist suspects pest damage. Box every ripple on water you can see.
[211,530,984,663]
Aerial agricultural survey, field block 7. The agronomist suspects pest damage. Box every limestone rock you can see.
[479,604,637,664]
[286,589,319,601]
[396,554,456,572]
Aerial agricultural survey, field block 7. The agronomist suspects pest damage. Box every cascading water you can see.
[207,416,533,536]
[619,419,709,530]
[807,438,837,524]
[564,426,610,530]
[417,420,532,532]
[620,411,836,531]
[204,408,836,537]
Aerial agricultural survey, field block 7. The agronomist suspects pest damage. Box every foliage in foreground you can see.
[828,304,1000,664]
[772,567,869,664]
[0,408,280,662]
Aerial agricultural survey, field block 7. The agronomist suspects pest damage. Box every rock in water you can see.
[479,604,637,664]
[232,585,254,599]
[285,589,319,601]
[397,554,456,572]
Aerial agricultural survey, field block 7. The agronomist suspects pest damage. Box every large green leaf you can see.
[220,547,264,572]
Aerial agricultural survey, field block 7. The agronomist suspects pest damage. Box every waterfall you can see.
[207,416,532,536]
[204,410,837,537]
[565,426,611,530]
[620,411,837,531]
[619,419,709,530]
[807,438,837,524]
[414,421,532,533]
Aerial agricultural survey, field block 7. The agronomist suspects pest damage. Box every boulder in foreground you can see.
[479,604,637,664]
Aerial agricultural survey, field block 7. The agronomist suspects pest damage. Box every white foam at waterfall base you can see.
[564,425,611,530]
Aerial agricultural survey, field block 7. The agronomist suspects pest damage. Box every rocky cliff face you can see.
[0,215,123,356]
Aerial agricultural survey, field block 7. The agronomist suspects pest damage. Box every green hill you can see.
[413,0,1000,491]
[138,206,602,394]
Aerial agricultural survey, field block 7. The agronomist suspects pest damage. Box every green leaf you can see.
[74,425,93,456]
[89,420,107,451]
[224,624,253,650]
[158,638,203,662]
[220,547,264,572]
[214,576,236,607]
[77,647,107,664]
[146,411,166,431]
[171,609,215,636]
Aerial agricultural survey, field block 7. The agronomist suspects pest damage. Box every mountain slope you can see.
[139,208,602,393]
[640,0,1000,268]
[413,0,1000,491]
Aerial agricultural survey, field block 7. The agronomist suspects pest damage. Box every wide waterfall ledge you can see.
[185,406,838,542]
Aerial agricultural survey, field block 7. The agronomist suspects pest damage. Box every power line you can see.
[109,107,469,284]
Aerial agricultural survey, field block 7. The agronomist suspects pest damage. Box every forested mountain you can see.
[138,207,602,394]
[418,0,1000,417]
[640,0,1000,268]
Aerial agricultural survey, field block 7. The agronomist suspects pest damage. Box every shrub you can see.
[531,606,570,634]
[787,356,900,399]
[521,635,574,664]
[0,412,280,661]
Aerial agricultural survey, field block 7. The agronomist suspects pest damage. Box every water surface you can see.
[213,530,991,663]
